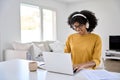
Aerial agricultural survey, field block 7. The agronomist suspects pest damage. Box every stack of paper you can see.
[80,69,120,80]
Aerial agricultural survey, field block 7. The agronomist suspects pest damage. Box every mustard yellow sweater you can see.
[64,33,102,68]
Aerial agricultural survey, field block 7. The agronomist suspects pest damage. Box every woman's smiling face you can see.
[72,22,88,35]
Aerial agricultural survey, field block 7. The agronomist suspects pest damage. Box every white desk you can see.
[0,59,120,80]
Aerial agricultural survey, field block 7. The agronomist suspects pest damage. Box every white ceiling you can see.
[51,0,88,3]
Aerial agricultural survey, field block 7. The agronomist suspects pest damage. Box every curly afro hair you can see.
[68,10,98,32]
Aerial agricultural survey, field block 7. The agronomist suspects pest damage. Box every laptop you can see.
[39,52,76,75]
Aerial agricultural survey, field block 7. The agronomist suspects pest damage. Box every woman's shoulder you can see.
[90,33,101,39]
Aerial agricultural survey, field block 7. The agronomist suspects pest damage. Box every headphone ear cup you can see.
[86,22,89,29]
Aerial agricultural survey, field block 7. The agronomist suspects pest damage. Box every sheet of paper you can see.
[80,69,120,80]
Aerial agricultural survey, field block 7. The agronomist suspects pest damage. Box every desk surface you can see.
[0,59,120,80]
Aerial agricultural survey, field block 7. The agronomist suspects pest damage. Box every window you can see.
[20,3,56,43]
[43,9,56,41]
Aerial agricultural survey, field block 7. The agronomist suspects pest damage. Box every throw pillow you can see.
[12,41,32,50]
[49,40,64,53]
[32,43,45,58]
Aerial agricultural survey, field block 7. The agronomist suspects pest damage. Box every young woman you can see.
[64,10,102,72]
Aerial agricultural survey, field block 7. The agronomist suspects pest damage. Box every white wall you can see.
[0,0,67,61]
[66,0,120,56]
[0,0,21,61]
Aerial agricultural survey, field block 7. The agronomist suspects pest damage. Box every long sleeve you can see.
[92,36,102,68]
[64,36,71,53]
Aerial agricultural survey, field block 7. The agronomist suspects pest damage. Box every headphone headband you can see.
[72,14,89,29]
[72,14,87,19]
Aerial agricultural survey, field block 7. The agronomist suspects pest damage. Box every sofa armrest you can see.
[5,49,27,61]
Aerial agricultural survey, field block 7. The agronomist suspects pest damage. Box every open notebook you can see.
[38,52,77,75]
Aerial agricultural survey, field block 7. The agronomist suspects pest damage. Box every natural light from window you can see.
[20,3,56,43]
[43,9,56,41]
[20,4,41,43]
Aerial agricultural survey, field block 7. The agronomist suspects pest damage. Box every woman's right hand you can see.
[73,64,85,72]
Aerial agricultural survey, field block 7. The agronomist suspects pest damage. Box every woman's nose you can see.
[76,27,81,31]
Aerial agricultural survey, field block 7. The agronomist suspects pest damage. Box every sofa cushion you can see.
[32,43,44,58]
[33,42,48,51]
[31,41,54,61]
[49,41,64,53]
[12,41,32,50]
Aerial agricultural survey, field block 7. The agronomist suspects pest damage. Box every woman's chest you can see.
[70,37,96,51]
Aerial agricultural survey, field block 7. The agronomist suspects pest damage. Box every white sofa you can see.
[4,41,64,61]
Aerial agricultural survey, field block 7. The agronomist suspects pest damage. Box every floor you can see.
[104,59,120,73]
